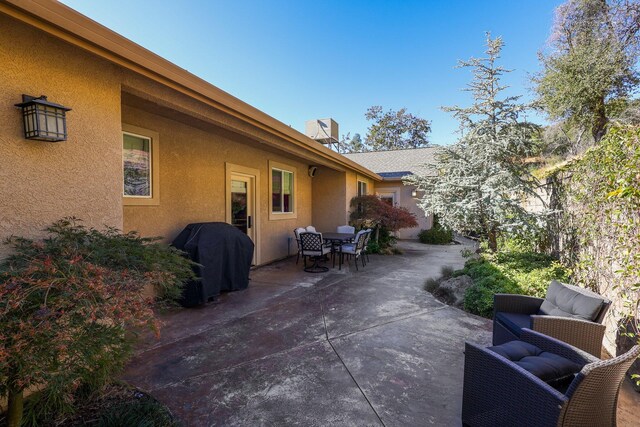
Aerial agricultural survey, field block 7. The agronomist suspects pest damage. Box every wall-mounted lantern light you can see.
[15,95,71,142]
[411,189,418,198]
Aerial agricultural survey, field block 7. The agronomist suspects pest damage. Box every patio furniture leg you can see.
[361,255,365,268]
[355,254,359,271]
[296,251,299,264]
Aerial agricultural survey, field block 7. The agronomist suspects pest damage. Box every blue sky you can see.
[62,0,562,145]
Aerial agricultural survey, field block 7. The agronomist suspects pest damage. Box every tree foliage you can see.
[406,34,543,252]
[364,106,431,151]
[562,125,640,332]
[535,0,640,147]
[339,132,367,153]
[349,195,418,232]
[0,219,193,426]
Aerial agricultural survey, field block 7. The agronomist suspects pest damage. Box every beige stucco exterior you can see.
[375,180,432,240]
[0,2,380,264]
[0,13,124,258]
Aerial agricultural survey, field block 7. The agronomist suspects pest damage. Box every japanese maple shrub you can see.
[0,219,193,427]
[349,195,418,252]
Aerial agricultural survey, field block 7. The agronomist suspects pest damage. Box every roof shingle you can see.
[344,146,440,177]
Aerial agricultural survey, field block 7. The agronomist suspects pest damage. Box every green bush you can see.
[418,226,453,244]
[459,249,570,318]
[418,216,453,244]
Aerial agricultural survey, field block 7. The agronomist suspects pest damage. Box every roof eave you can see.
[1,0,380,181]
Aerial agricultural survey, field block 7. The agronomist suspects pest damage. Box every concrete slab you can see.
[122,239,639,426]
[149,341,384,427]
[331,307,492,426]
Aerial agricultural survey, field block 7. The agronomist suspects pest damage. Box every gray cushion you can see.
[539,280,605,321]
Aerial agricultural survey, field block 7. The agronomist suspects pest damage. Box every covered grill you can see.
[172,222,254,307]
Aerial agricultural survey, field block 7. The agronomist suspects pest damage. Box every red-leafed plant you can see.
[0,219,193,427]
[349,195,418,253]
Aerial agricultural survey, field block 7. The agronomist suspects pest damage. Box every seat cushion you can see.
[495,312,531,337]
[539,280,605,321]
[489,340,583,386]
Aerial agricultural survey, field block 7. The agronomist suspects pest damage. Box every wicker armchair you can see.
[463,329,640,427]
[493,281,611,356]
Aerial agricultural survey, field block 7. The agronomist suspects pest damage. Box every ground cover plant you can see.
[456,241,570,318]
[0,219,193,427]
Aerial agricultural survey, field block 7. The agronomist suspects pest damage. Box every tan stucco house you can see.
[0,0,379,265]
[345,147,440,240]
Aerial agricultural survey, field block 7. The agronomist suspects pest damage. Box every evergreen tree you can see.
[364,106,431,150]
[339,132,367,153]
[405,34,543,252]
[535,0,640,146]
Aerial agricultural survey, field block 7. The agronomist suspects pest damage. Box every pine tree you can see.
[405,34,543,252]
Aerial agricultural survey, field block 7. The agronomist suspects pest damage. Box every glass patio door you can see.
[230,175,257,266]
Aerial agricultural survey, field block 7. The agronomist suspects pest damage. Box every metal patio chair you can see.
[293,227,306,264]
[299,231,331,273]
[339,230,368,271]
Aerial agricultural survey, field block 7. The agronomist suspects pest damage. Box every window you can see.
[358,180,368,197]
[381,196,394,206]
[272,168,294,213]
[122,124,159,206]
[123,132,152,197]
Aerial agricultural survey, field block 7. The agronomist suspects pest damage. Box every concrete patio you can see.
[123,240,639,426]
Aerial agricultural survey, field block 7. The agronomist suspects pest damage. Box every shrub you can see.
[440,265,454,279]
[418,215,453,245]
[418,227,453,244]
[349,195,418,253]
[0,218,194,426]
[459,249,570,318]
[424,278,439,293]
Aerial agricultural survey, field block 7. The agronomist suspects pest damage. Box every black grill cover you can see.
[172,222,254,307]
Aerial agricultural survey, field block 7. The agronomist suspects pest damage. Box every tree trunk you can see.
[592,95,608,143]
[7,386,24,427]
[487,226,498,252]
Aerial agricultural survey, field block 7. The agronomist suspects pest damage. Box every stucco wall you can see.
[0,14,123,258]
[312,167,347,232]
[375,180,432,240]
[122,105,313,265]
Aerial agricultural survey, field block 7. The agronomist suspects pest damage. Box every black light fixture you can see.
[15,94,71,142]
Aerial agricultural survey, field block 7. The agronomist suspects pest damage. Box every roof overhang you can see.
[1,0,381,181]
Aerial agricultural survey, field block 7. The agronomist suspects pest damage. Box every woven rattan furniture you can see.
[463,328,640,427]
[493,280,611,356]
[299,232,331,273]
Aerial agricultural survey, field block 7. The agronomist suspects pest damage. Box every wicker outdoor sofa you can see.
[463,328,640,427]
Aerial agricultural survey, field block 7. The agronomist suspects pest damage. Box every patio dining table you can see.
[321,232,355,269]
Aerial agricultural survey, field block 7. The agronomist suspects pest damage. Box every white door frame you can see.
[226,163,260,265]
